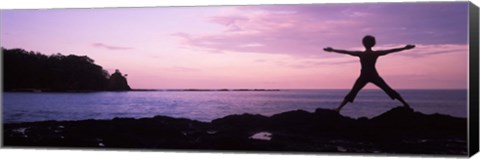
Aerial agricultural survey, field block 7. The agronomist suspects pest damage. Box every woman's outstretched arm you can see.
[377,44,415,56]
[324,47,361,56]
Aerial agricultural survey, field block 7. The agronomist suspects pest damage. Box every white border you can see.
[0,0,478,159]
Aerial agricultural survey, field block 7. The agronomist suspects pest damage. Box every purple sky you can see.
[0,2,469,89]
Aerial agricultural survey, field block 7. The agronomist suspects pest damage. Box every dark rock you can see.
[271,109,313,123]
[107,69,131,91]
[3,106,467,155]
[370,106,415,122]
[212,113,270,134]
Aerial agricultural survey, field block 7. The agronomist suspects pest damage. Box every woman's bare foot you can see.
[332,107,341,113]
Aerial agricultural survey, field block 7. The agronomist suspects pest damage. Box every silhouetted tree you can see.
[3,48,112,91]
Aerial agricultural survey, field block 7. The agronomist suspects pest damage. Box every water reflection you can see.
[2,89,467,123]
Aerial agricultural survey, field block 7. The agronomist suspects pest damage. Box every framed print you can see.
[1,1,479,157]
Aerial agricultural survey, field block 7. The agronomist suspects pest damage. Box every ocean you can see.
[2,89,467,123]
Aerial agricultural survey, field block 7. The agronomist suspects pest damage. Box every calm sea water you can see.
[2,89,467,123]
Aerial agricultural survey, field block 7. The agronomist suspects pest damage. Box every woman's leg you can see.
[371,76,410,108]
[335,76,368,112]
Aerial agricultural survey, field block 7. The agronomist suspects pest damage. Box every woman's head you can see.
[362,35,376,48]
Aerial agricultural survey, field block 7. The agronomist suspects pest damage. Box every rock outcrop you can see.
[3,107,467,155]
[107,69,131,91]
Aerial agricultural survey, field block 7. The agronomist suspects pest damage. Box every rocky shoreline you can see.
[3,107,467,156]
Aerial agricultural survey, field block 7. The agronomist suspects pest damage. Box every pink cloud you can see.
[172,6,366,57]
[91,42,133,50]
[165,66,201,72]
[171,3,467,58]
[395,44,468,58]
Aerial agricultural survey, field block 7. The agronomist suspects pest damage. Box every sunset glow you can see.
[0,2,468,89]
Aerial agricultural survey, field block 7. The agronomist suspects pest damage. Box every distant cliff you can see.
[2,48,131,91]
[107,70,131,91]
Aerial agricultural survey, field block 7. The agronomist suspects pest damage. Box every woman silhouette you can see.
[324,35,415,112]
